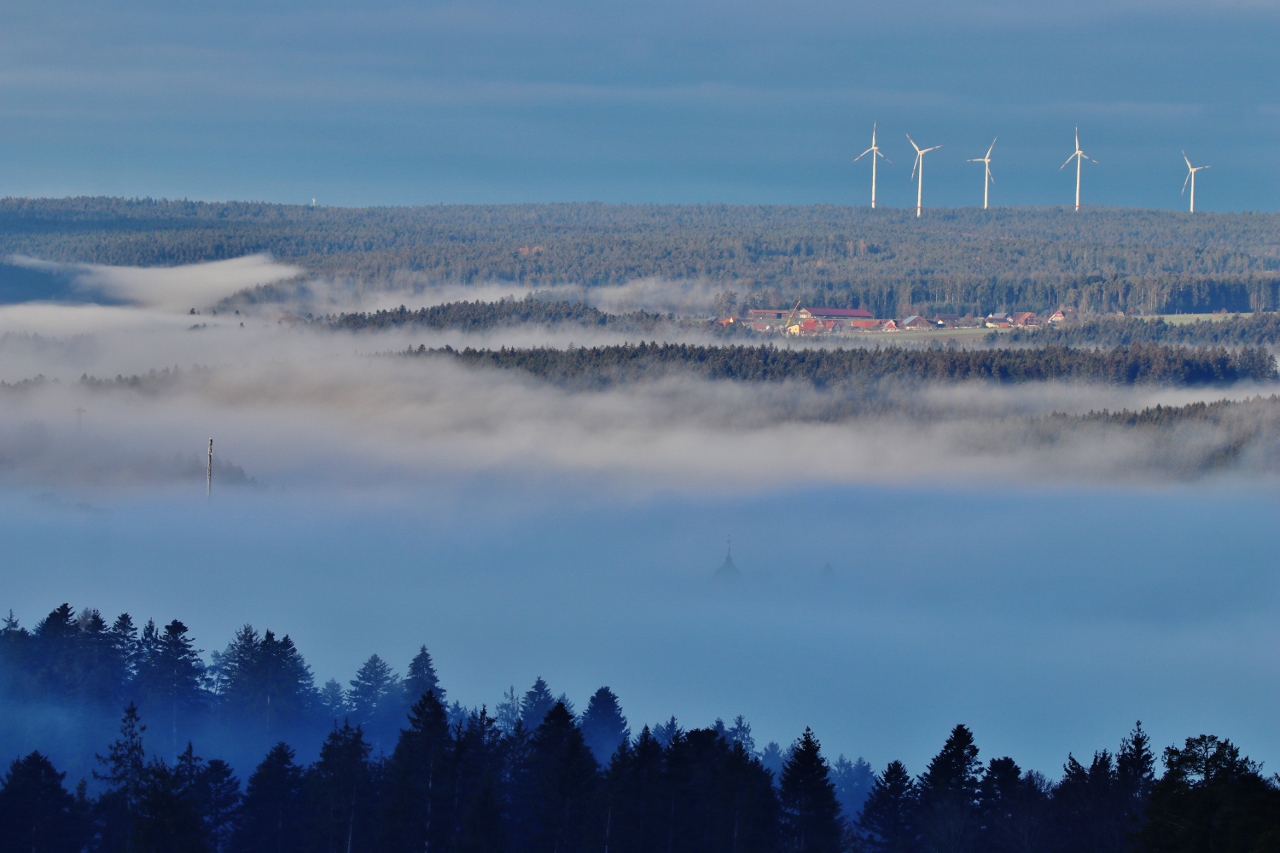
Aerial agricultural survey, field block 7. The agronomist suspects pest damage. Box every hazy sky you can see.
[1,0,1277,209]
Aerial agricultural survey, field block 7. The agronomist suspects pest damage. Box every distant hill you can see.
[1,198,1277,317]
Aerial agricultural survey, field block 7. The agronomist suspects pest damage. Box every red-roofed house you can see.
[798,307,874,320]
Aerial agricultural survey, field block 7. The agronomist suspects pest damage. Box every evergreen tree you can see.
[602,726,666,853]
[133,747,207,853]
[318,678,348,725]
[450,707,508,853]
[831,755,875,830]
[727,715,756,754]
[857,760,917,853]
[519,677,557,731]
[0,751,86,853]
[1116,721,1155,838]
[348,654,401,750]
[652,716,683,749]
[1052,750,1126,853]
[381,690,452,853]
[512,701,601,853]
[759,741,786,783]
[977,757,1051,853]
[579,686,630,766]
[201,759,241,853]
[32,603,80,700]
[493,685,522,734]
[108,613,139,687]
[234,743,305,853]
[779,728,842,853]
[79,608,128,707]
[93,702,149,852]
[305,721,376,853]
[915,724,982,853]
[404,645,445,706]
[135,620,207,760]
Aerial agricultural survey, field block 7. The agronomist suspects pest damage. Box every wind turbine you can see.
[1182,151,1210,213]
[854,122,891,209]
[906,134,942,218]
[1059,127,1096,212]
[967,137,997,210]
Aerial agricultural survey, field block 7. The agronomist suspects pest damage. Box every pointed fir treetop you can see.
[405,645,445,705]
[580,686,630,766]
[520,676,557,731]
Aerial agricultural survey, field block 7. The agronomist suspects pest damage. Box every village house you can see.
[933,313,962,328]
[797,307,873,321]
[901,315,936,330]
[1047,307,1077,324]
[985,312,1013,328]
[1012,311,1041,327]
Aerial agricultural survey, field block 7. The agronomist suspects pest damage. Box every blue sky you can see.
[1,0,1277,209]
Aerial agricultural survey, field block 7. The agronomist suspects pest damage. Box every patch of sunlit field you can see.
[1149,313,1254,325]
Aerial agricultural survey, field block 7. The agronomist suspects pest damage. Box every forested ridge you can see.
[1003,313,1280,346]
[328,296,669,334]
[2,198,1279,317]
[3,603,1278,853]
[420,342,1279,388]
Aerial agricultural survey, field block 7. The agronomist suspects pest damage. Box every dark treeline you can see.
[1004,313,1280,347]
[418,342,1279,388]
[327,296,669,334]
[3,198,1280,316]
[4,606,1280,852]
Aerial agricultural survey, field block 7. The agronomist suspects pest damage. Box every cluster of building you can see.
[733,306,1075,336]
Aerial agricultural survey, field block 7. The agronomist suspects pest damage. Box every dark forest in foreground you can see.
[419,342,1278,388]
[2,198,1279,317]
[3,604,1279,853]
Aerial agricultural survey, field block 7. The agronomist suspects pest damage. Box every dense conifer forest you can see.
[3,198,1279,317]
[327,296,669,334]
[1002,313,1280,347]
[2,604,1278,852]
[418,342,1278,389]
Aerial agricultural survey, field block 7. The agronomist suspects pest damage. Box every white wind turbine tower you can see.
[1060,127,1096,212]
[906,134,942,218]
[854,122,891,209]
[967,137,997,210]
[1182,151,1210,213]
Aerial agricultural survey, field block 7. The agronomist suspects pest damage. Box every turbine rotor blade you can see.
[855,147,875,161]
[906,133,921,153]
[986,137,997,158]
[1182,171,1191,194]
[1183,150,1193,170]
[1060,153,1076,171]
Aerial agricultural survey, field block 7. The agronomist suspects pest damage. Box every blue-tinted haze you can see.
[5,478,1278,774]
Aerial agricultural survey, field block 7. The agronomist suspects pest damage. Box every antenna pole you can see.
[206,438,213,497]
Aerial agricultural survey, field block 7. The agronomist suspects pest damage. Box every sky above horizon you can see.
[0,0,1277,210]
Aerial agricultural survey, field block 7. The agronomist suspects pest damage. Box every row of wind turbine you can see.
[855,126,1209,214]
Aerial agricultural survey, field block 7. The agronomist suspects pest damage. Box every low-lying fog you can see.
[2,255,1278,774]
